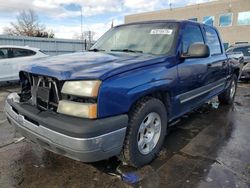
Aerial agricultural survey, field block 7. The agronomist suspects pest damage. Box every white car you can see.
[0,45,48,82]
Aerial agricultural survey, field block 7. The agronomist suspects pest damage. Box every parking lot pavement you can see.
[0,83,250,188]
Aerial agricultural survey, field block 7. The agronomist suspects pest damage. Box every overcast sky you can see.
[0,0,214,40]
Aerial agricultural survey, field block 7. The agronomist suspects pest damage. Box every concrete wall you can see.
[0,35,93,56]
[125,0,250,46]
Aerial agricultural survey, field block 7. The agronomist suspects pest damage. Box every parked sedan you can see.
[0,45,48,82]
[241,63,250,81]
[227,44,250,81]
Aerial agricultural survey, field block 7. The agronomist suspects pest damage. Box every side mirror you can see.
[181,43,210,59]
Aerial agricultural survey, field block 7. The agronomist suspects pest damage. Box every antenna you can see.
[111,19,114,28]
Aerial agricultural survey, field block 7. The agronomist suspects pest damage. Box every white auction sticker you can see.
[150,29,173,35]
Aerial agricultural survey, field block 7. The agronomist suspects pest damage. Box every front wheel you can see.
[122,97,167,167]
[218,75,238,105]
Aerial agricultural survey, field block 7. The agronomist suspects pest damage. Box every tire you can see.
[122,97,167,167]
[218,74,238,105]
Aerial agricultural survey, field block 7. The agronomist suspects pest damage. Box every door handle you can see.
[207,63,212,67]
[222,61,227,66]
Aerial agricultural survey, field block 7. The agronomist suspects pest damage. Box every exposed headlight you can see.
[57,100,97,119]
[7,93,20,103]
[61,80,101,97]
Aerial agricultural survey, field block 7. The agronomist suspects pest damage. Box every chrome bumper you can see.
[5,94,127,162]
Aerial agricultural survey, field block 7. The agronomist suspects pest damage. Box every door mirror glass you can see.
[181,43,210,58]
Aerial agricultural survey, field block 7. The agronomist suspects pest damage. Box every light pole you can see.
[80,5,84,51]
[168,0,172,10]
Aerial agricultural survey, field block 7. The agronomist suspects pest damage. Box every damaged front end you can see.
[19,71,63,112]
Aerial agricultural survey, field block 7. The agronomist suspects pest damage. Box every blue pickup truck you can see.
[5,20,243,167]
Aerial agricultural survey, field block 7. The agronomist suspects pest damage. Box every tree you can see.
[72,31,95,42]
[4,9,54,38]
[83,31,95,42]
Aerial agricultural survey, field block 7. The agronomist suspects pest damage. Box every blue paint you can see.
[121,172,140,184]
[21,20,242,121]
[23,51,167,81]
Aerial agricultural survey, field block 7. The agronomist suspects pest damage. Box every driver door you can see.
[175,23,210,116]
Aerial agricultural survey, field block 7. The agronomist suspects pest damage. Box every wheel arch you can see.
[128,90,172,120]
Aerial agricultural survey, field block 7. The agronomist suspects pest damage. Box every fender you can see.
[97,62,178,118]
[126,78,173,106]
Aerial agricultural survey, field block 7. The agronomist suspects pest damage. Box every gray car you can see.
[227,44,250,81]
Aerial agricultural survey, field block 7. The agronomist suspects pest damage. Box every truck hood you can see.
[23,52,170,80]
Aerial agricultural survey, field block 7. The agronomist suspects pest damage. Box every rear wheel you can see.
[218,75,237,105]
[122,97,167,167]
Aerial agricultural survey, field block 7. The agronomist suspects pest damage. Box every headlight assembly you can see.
[57,100,97,119]
[61,80,101,97]
[58,80,101,119]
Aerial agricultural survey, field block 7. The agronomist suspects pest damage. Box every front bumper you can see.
[5,93,128,162]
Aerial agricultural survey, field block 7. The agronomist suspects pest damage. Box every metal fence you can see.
[0,35,93,56]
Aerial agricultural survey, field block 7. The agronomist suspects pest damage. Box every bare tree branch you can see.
[4,9,54,38]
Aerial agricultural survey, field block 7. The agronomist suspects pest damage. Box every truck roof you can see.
[119,19,212,28]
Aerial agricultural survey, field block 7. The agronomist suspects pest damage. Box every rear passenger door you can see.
[203,25,228,86]
[175,24,228,118]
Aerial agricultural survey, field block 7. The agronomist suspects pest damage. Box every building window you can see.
[188,18,198,22]
[203,16,215,26]
[219,13,233,26]
[237,11,250,25]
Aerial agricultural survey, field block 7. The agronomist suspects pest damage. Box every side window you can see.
[10,48,36,58]
[0,48,9,59]
[182,24,204,54]
[204,26,222,55]
[234,47,250,56]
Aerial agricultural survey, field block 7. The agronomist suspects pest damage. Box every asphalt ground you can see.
[0,82,249,188]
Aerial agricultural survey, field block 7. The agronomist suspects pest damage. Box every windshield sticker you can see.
[150,29,173,35]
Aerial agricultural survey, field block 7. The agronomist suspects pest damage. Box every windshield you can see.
[91,22,178,55]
